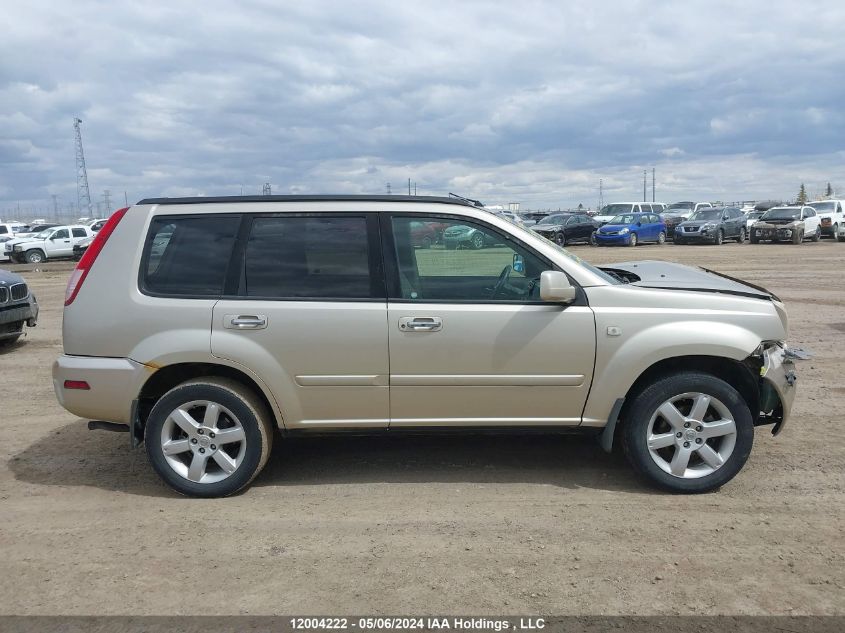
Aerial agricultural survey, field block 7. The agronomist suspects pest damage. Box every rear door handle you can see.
[224,314,268,330]
[398,316,442,332]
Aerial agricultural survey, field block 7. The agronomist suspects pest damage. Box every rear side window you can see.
[143,216,240,296]
[243,216,377,299]
[72,228,87,237]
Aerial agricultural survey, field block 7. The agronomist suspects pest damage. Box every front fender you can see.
[581,320,762,427]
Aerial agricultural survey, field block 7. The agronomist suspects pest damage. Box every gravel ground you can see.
[1,240,843,616]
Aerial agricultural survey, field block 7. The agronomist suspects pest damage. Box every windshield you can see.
[608,214,637,224]
[809,201,834,212]
[762,208,801,220]
[598,204,633,216]
[688,209,721,221]
[667,202,694,210]
[536,214,567,226]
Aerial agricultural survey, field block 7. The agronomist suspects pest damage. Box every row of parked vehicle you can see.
[509,199,845,247]
[0,218,107,263]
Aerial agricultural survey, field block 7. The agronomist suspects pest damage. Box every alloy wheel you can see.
[160,400,247,484]
[646,392,737,479]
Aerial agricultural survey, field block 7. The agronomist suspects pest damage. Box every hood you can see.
[756,219,801,227]
[533,224,564,231]
[0,269,26,284]
[677,218,718,227]
[599,260,778,300]
[599,223,631,232]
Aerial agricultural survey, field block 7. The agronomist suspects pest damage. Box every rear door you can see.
[71,227,90,249]
[211,212,390,429]
[383,213,596,427]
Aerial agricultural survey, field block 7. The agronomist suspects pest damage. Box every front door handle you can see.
[398,316,443,332]
[224,314,268,330]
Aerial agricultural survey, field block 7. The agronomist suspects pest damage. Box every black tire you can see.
[589,231,597,246]
[811,228,821,242]
[674,236,686,245]
[737,227,746,243]
[628,232,638,247]
[145,377,274,498]
[657,231,666,245]
[839,226,845,243]
[621,372,754,493]
[471,233,484,250]
[792,230,802,245]
[714,229,723,245]
[750,234,759,244]
[555,232,566,247]
[25,249,45,264]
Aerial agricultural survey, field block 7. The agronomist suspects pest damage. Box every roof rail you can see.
[136,194,480,207]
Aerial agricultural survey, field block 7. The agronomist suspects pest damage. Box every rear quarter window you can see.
[142,215,240,296]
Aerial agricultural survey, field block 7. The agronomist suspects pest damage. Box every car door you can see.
[803,208,820,236]
[575,215,593,242]
[47,228,72,256]
[71,227,90,249]
[383,213,596,427]
[210,213,390,429]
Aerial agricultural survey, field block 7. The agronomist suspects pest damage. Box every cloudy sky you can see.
[1,0,844,215]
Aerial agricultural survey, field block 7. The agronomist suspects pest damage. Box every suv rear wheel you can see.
[621,372,754,493]
[145,377,274,497]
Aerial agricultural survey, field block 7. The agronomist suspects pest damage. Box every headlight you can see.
[703,223,716,229]
[619,228,630,234]
[13,245,22,252]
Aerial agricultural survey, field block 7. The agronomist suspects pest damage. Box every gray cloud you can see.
[2,0,844,216]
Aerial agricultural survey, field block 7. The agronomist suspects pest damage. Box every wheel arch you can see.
[135,362,284,444]
[600,354,760,453]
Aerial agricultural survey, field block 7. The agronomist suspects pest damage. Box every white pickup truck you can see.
[4,225,94,263]
[807,199,845,241]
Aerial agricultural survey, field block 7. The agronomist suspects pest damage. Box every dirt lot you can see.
[1,240,843,616]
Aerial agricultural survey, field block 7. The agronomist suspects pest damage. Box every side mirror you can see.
[540,270,576,304]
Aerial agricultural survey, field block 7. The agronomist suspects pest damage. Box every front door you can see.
[211,213,389,429]
[47,228,72,257]
[384,214,596,427]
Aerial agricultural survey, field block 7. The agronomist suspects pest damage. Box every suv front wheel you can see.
[621,372,754,493]
[145,377,274,497]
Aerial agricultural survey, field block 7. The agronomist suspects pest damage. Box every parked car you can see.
[53,195,795,497]
[12,223,60,239]
[4,225,94,263]
[594,212,666,246]
[593,202,655,225]
[0,223,26,238]
[744,210,766,231]
[88,218,110,233]
[443,223,501,249]
[409,221,438,249]
[661,202,713,237]
[72,236,94,261]
[806,200,844,240]
[0,237,11,262]
[750,206,821,244]
[0,269,38,346]
[531,213,598,246]
[673,207,747,245]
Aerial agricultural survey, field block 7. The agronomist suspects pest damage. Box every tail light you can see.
[65,207,129,306]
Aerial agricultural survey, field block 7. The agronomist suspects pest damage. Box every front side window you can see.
[52,229,69,239]
[143,216,240,296]
[390,216,548,302]
[243,216,376,299]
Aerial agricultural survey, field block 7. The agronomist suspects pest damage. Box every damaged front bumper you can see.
[756,344,796,435]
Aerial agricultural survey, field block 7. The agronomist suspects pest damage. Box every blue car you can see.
[593,212,667,247]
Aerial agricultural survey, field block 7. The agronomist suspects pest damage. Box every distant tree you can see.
[826,182,833,197]
[797,183,807,204]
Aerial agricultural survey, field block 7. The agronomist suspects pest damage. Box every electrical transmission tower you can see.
[73,118,93,215]
[262,183,272,195]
